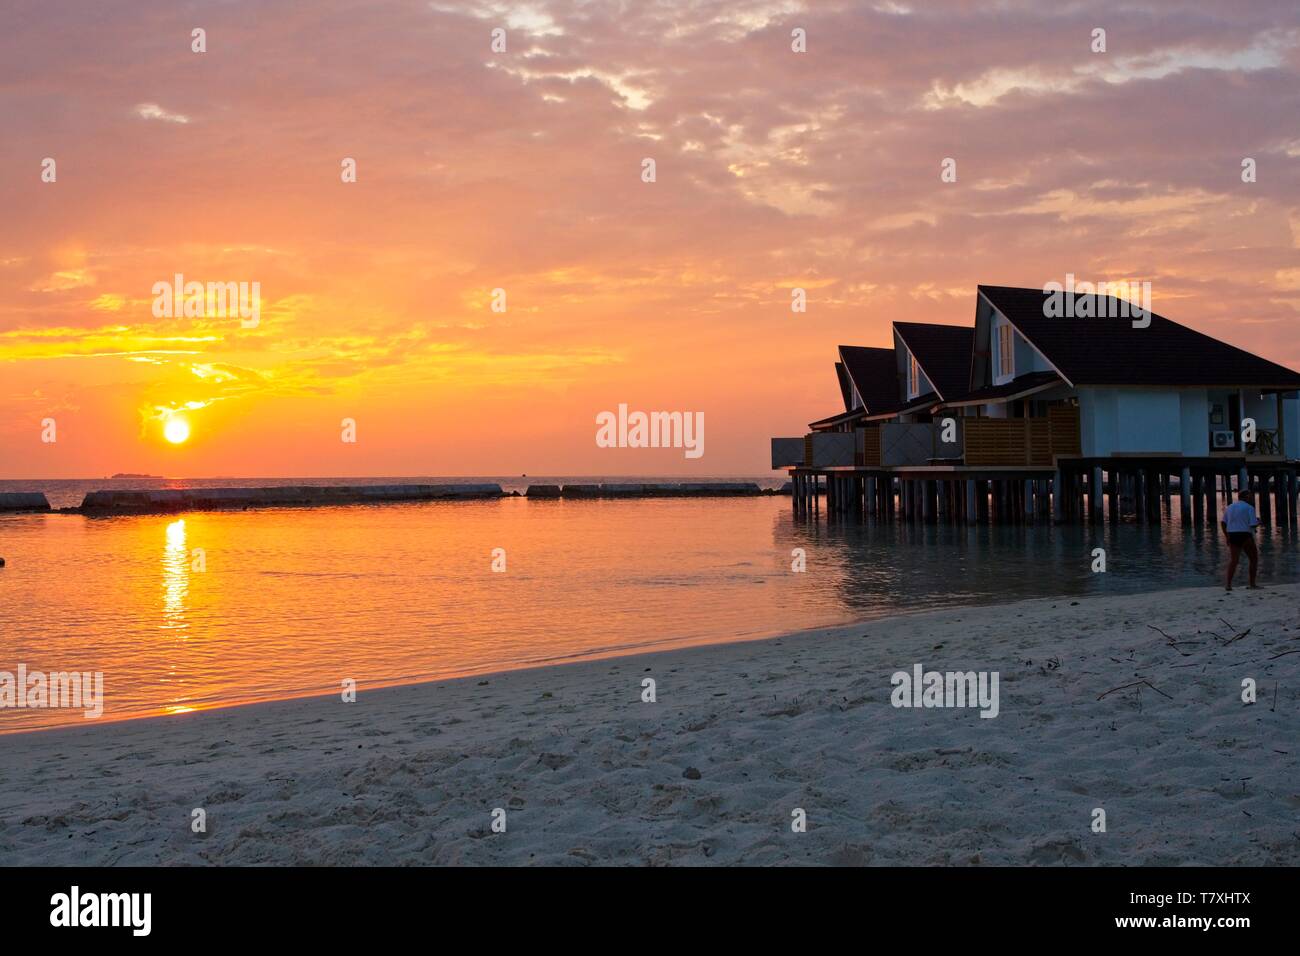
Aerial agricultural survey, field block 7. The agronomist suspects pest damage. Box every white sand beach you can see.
[2,584,1297,866]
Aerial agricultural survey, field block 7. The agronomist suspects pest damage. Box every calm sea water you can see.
[2,477,1297,731]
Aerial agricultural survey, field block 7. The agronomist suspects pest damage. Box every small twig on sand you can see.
[1098,680,1173,701]
[1210,617,1253,646]
[1147,624,1202,646]
[1147,624,1201,656]
[1268,648,1300,660]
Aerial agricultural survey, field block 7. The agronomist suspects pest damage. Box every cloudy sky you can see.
[2,0,1298,477]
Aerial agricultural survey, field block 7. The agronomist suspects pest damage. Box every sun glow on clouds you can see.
[3,0,1300,475]
[135,103,190,124]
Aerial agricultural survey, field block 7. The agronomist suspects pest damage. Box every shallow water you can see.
[2,483,1296,731]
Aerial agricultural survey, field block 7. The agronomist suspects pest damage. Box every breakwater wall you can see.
[64,481,788,515]
[77,484,505,514]
[0,493,51,513]
[526,482,771,498]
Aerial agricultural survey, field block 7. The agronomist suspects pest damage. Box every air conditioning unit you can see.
[1211,430,1236,449]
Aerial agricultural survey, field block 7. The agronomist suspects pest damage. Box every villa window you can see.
[908,353,919,396]
[998,323,1014,377]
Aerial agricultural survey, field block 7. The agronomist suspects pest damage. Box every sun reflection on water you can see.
[161,518,189,632]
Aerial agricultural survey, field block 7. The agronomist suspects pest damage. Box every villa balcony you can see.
[854,406,1082,468]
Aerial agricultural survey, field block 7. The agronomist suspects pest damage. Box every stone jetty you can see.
[0,493,51,512]
[530,482,768,498]
[77,484,504,515]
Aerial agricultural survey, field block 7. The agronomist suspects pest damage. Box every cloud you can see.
[134,103,190,124]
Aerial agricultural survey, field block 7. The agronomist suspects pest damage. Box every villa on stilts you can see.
[772,285,1300,527]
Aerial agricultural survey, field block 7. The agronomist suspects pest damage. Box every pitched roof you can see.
[892,322,974,401]
[863,391,941,420]
[838,345,899,412]
[939,370,1062,407]
[808,407,867,431]
[979,285,1300,390]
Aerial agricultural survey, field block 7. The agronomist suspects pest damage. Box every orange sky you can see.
[3,0,1299,477]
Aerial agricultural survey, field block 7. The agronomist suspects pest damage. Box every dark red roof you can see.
[893,322,974,400]
[979,285,1300,389]
[838,345,900,412]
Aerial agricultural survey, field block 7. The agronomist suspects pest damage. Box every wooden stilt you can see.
[1089,466,1102,523]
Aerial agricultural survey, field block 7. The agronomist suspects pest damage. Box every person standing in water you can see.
[1221,489,1261,591]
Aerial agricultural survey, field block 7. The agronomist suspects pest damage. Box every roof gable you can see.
[834,361,853,411]
[837,345,899,412]
[892,322,974,401]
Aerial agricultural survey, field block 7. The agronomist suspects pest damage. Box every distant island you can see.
[109,473,162,480]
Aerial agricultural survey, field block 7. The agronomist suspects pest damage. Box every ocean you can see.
[1,476,1296,730]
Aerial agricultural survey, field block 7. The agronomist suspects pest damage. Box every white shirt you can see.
[1223,500,1259,533]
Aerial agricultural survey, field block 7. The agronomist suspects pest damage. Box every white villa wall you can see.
[1079,389,1115,456]
[1080,388,1186,455]
[1179,391,1209,456]
[992,314,1053,386]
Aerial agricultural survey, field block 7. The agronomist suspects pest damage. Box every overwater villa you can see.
[773,285,1300,526]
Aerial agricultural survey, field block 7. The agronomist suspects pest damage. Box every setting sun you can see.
[163,417,191,444]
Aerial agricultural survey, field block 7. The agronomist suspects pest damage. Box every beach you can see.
[2,583,1297,866]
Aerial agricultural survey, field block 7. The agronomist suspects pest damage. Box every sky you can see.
[2,0,1299,478]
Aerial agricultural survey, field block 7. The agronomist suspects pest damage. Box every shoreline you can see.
[7,581,1006,737]
[2,583,1297,865]
[1,576,1197,739]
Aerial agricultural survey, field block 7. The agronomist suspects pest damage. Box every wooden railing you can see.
[859,425,881,466]
[1048,404,1081,456]
[965,419,1032,465]
[965,406,1080,466]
